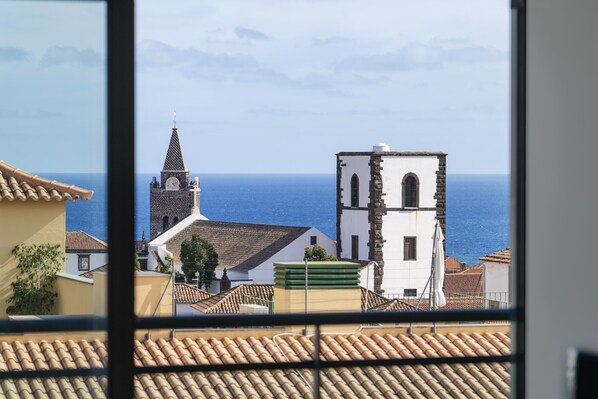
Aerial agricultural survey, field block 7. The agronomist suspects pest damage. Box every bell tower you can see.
[149,114,199,238]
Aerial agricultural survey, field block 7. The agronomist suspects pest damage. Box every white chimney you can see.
[373,143,390,152]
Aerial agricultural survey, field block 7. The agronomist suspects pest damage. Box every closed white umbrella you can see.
[431,221,447,308]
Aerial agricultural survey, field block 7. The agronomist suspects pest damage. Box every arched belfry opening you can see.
[350,174,359,207]
[402,173,419,208]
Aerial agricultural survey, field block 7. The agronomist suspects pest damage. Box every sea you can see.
[48,173,509,266]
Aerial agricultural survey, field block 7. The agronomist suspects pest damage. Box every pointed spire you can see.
[162,114,188,172]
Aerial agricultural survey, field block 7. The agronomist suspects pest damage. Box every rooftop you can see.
[480,248,511,264]
[0,328,511,398]
[0,160,93,202]
[65,231,108,252]
[161,220,311,272]
[175,283,212,304]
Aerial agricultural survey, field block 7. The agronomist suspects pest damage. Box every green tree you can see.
[155,255,173,274]
[7,243,64,315]
[304,244,337,261]
[134,253,141,271]
[180,234,218,289]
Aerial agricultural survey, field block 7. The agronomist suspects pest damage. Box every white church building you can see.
[337,143,447,296]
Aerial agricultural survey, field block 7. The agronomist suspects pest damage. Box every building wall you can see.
[92,272,173,317]
[65,252,108,275]
[0,201,65,318]
[338,153,442,295]
[150,185,194,238]
[248,228,336,284]
[527,1,598,397]
[379,211,438,295]
[483,261,509,298]
[54,273,94,315]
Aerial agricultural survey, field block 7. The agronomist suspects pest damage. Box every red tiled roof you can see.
[174,283,211,304]
[0,160,93,201]
[0,330,511,398]
[66,231,108,252]
[480,248,511,264]
[190,284,411,314]
[445,256,464,272]
[444,272,484,296]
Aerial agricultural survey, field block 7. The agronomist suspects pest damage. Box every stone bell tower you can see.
[149,115,199,238]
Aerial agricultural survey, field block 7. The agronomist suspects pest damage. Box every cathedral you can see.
[149,119,199,239]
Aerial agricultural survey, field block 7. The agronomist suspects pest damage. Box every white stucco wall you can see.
[483,261,509,298]
[339,155,370,208]
[248,228,336,284]
[339,152,441,296]
[65,252,108,276]
[339,210,369,260]
[380,211,437,296]
[381,156,439,209]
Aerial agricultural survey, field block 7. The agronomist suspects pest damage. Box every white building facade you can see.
[337,144,446,296]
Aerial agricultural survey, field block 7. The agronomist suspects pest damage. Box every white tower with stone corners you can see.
[336,144,447,296]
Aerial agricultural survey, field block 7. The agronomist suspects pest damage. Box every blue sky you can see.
[0,0,510,174]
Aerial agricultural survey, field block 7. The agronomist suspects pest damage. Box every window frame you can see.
[351,235,359,260]
[77,254,91,271]
[404,236,417,260]
[350,173,359,207]
[0,1,527,398]
[402,173,419,209]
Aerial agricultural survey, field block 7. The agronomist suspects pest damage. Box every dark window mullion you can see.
[107,0,135,398]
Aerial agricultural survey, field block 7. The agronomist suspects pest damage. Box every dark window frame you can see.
[351,235,359,260]
[402,173,419,208]
[404,237,417,260]
[0,2,527,399]
[350,173,359,207]
[310,235,317,245]
[404,288,417,297]
[77,254,91,271]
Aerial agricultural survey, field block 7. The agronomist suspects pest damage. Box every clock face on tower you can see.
[165,177,180,191]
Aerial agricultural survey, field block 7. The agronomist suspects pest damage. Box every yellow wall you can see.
[54,274,94,315]
[0,201,65,318]
[273,287,361,333]
[91,272,173,318]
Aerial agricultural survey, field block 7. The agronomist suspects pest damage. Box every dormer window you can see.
[350,174,359,207]
[402,173,419,208]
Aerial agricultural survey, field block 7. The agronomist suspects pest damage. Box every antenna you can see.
[173,110,177,129]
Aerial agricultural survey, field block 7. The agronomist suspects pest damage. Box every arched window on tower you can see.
[402,173,419,208]
[162,216,169,232]
[350,174,359,207]
[173,216,179,225]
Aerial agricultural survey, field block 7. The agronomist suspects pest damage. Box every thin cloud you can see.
[312,36,355,46]
[338,40,507,73]
[40,46,103,67]
[0,46,29,62]
[234,26,272,41]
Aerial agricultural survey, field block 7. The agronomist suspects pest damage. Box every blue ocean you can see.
[49,173,509,266]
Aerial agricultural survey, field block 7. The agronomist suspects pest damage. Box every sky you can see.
[0,0,510,174]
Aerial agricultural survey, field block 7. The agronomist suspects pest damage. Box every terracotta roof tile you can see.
[0,330,511,398]
[190,284,413,314]
[65,231,108,252]
[445,257,465,272]
[444,273,484,296]
[0,161,93,202]
[164,220,310,272]
[480,248,510,264]
[174,283,212,304]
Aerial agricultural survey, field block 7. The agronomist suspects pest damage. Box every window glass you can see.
[0,0,107,393]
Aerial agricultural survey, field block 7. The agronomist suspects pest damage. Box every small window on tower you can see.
[310,236,317,245]
[162,216,169,232]
[402,174,419,208]
[351,235,359,260]
[404,237,417,260]
[350,174,359,207]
